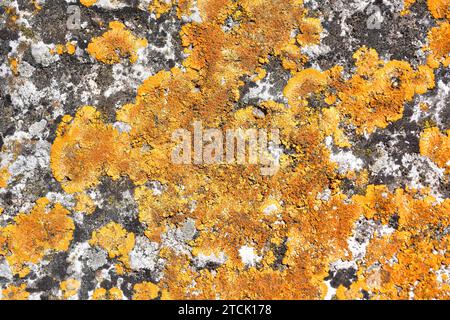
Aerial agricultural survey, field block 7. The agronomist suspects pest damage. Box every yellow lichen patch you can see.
[296,18,323,46]
[402,0,450,19]
[353,185,399,224]
[64,76,353,299]
[0,166,11,189]
[66,43,76,54]
[427,0,450,20]
[74,192,96,215]
[4,6,18,25]
[420,102,430,112]
[420,127,450,172]
[80,0,97,7]
[339,187,450,299]
[254,67,267,81]
[52,42,77,55]
[87,21,148,64]
[92,287,123,300]
[2,284,29,300]
[133,281,160,300]
[89,222,135,268]
[114,262,127,275]
[335,47,435,133]
[413,65,436,94]
[426,21,450,68]
[179,0,308,121]
[0,198,74,277]
[31,0,42,12]
[279,43,308,73]
[134,186,174,242]
[60,279,80,299]
[47,0,450,300]
[8,57,18,76]
[50,106,133,193]
[320,107,351,148]
[283,65,344,110]
[283,68,329,107]
[157,190,362,299]
[149,0,174,18]
[283,194,361,268]
[401,0,417,15]
[160,289,172,300]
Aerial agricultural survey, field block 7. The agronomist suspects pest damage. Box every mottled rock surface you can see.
[0,0,449,300]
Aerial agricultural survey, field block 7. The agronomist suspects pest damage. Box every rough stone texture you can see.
[0,0,449,300]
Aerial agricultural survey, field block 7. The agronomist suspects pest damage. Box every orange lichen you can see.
[401,0,417,15]
[339,187,450,299]
[87,21,148,64]
[353,185,400,224]
[92,287,123,300]
[420,102,430,112]
[0,166,11,189]
[47,1,360,299]
[80,0,97,7]
[320,107,351,147]
[283,68,329,107]
[427,0,450,20]
[52,42,76,55]
[254,67,267,81]
[50,106,133,193]
[4,6,18,25]
[74,193,96,214]
[89,222,135,268]
[281,48,435,135]
[134,186,173,242]
[1,284,29,300]
[402,0,450,18]
[279,43,308,73]
[67,43,76,55]
[133,282,160,300]
[60,279,80,299]
[420,127,450,172]
[31,0,42,12]
[8,57,18,76]
[296,18,323,46]
[45,0,450,300]
[426,21,450,68]
[149,0,174,18]
[0,198,74,277]
[335,47,435,133]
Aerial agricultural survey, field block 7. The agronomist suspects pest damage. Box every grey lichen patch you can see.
[129,236,164,276]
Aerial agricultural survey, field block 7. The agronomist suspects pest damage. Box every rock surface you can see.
[0,0,449,300]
